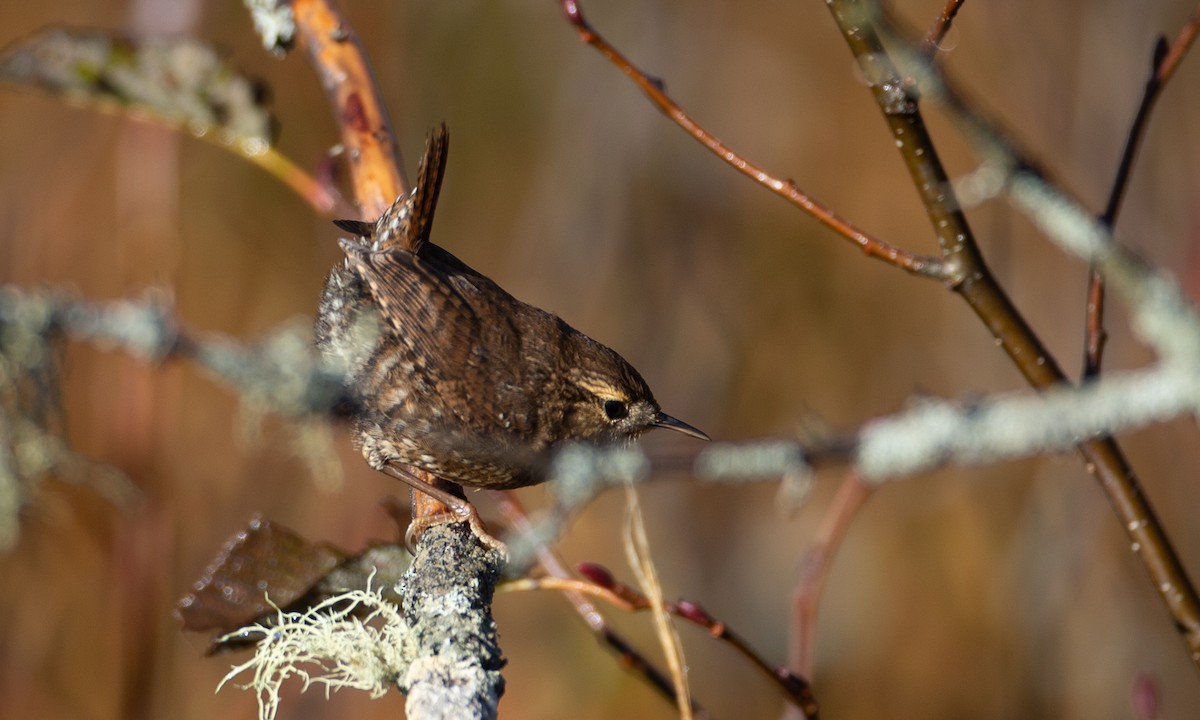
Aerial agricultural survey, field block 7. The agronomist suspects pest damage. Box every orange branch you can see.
[291,0,405,218]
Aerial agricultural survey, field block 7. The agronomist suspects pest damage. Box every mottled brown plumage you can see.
[314,125,705,496]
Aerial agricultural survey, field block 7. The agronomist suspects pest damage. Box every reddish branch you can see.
[289,0,465,534]
[922,0,966,57]
[490,492,713,718]
[1083,271,1107,378]
[790,472,872,679]
[559,0,947,280]
[494,488,818,717]
[556,561,820,720]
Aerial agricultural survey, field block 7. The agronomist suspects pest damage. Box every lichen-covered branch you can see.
[400,522,506,720]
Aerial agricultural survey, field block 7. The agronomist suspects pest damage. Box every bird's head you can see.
[561,337,708,445]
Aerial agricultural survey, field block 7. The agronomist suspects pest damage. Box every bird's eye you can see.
[603,399,628,420]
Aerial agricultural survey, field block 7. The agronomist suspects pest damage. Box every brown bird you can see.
[315,125,706,536]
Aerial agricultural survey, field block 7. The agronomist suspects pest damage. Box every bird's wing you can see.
[338,240,479,375]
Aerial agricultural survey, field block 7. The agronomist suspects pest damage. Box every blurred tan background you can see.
[3,0,1200,718]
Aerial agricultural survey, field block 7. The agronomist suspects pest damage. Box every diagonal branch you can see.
[559,0,947,279]
[827,0,1200,669]
[246,0,406,218]
[922,0,967,57]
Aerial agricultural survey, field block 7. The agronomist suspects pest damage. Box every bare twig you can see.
[510,563,818,718]
[826,0,1200,671]
[558,0,947,279]
[790,471,871,681]
[896,14,1200,667]
[1084,267,1108,379]
[1153,4,1200,86]
[254,148,343,214]
[1085,4,1200,377]
[922,0,967,57]
[490,491,711,717]
[554,0,1200,673]
[622,484,693,720]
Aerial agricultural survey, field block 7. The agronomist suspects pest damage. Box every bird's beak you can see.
[653,412,710,441]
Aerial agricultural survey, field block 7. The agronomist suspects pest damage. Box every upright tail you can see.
[333,123,450,255]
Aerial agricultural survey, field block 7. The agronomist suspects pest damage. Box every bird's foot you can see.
[404,503,508,558]
[379,462,507,558]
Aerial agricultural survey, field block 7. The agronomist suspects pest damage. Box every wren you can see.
[314,124,706,518]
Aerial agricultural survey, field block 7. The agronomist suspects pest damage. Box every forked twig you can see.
[491,491,712,719]
[834,0,1200,669]
[507,561,818,718]
[557,0,1200,676]
[558,0,947,280]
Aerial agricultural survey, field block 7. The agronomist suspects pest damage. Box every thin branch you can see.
[1084,268,1107,378]
[558,0,1200,675]
[274,0,475,544]
[621,484,692,720]
[501,576,634,606]
[254,147,344,215]
[922,0,967,57]
[1153,3,1200,86]
[1085,4,1200,377]
[514,562,819,718]
[790,471,871,681]
[558,0,947,280]
[490,491,711,718]
[936,37,1200,665]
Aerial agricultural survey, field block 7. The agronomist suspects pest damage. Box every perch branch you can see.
[244,3,509,717]
[400,522,506,720]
